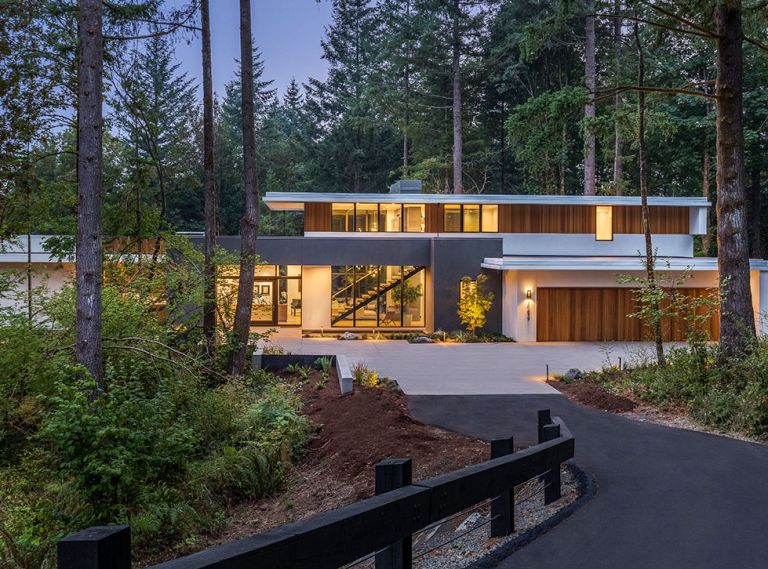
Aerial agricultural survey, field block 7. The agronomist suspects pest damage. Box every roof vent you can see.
[389,179,422,194]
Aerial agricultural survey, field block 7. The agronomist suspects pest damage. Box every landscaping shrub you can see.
[0,278,314,566]
[590,338,768,438]
[352,362,379,388]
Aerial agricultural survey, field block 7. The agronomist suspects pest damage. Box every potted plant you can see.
[393,282,422,326]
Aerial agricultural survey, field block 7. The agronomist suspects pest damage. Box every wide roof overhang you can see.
[264,191,711,211]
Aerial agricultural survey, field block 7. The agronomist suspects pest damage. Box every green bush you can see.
[0,278,314,565]
[595,339,768,438]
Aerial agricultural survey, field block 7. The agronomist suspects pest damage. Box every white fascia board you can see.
[481,256,768,272]
[264,191,711,210]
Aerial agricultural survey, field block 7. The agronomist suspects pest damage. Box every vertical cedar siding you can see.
[301,202,689,234]
[536,287,719,341]
[304,202,331,232]
[425,203,443,233]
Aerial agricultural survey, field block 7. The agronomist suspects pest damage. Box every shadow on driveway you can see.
[408,394,768,569]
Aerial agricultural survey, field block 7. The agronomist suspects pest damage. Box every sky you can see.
[170,0,334,100]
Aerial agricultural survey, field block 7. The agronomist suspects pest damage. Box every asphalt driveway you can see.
[408,394,768,569]
[269,330,664,395]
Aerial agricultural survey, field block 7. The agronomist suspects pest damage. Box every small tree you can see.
[457,274,493,335]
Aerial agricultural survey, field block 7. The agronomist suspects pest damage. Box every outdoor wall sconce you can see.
[526,289,532,321]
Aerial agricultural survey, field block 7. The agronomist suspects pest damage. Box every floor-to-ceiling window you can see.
[217,264,302,326]
[331,265,426,327]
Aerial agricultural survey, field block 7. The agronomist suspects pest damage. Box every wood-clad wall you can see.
[303,202,690,234]
[498,204,689,234]
[536,287,719,342]
[425,203,442,233]
[612,205,689,234]
[304,202,332,232]
[499,205,596,233]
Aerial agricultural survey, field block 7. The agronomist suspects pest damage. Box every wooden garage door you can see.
[536,287,719,342]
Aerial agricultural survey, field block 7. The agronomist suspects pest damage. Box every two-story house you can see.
[199,181,768,342]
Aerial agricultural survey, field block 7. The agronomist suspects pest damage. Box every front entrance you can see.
[536,287,720,342]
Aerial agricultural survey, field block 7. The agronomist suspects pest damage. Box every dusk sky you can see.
[170,0,334,100]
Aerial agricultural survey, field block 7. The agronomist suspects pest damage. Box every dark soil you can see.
[549,379,637,413]
[216,368,489,540]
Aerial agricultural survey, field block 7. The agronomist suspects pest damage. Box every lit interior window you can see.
[596,205,613,241]
[481,205,499,232]
[463,205,480,232]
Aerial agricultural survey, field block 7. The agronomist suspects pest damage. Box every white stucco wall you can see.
[502,233,694,258]
[301,266,331,329]
[503,269,721,342]
[0,263,74,314]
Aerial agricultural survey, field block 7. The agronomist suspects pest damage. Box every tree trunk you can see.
[635,22,664,366]
[715,0,755,359]
[750,159,762,259]
[612,0,623,194]
[76,0,104,388]
[230,0,260,375]
[403,0,411,177]
[583,0,597,196]
[702,142,712,255]
[451,0,463,194]
[202,0,217,356]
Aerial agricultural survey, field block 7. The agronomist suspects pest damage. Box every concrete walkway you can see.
[408,394,768,569]
[267,330,664,395]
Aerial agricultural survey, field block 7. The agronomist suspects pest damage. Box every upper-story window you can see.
[355,203,378,232]
[331,203,354,231]
[595,205,613,241]
[331,203,425,232]
[443,204,499,232]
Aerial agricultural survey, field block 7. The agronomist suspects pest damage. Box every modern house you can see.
[199,181,768,342]
[4,181,768,342]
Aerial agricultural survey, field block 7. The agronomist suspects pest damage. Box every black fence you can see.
[57,409,574,569]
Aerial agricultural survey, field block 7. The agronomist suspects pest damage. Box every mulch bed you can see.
[549,379,637,413]
[215,369,489,540]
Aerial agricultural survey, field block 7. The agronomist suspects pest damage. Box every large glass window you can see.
[331,204,354,232]
[596,205,613,241]
[463,205,481,232]
[330,203,426,233]
[379,203,403,232]
[216,264,301,326]
[444,204,462,232]
[482,204,499,232]
[403,204,425,232]
[355,203,379,232]
[331,265,426,327]
[443,204,499,232]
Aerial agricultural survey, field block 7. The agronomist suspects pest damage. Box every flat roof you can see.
[481,256,768,271]
[264,191,711,211]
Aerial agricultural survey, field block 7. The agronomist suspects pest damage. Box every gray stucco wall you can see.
[191,236,431,267]
[187,235,502,334]
[430,238,503,334]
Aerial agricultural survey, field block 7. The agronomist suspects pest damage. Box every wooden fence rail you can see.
[57,410,574,569]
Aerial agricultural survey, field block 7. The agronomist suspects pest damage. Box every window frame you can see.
[331,265,426,328]
[442,204,499,233]
[595,205,614,241]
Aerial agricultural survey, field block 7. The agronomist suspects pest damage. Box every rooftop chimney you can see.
[388,179,422,194]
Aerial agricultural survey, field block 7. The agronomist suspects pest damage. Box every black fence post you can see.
[490,437,515,537]
[57,525,130,569]
[542,423,562,505]
[375,458,413,569]
[537,409,552,443]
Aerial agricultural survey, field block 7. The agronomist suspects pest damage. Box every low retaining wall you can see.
[251,351,353,395]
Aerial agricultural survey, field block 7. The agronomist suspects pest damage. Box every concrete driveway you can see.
[266,330,662,395]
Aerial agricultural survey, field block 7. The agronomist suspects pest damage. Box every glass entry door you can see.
[252,279,276,325]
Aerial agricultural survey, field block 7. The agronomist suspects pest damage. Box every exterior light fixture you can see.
[526,289,533,321]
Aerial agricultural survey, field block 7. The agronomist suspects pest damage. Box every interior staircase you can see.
[331,266,423,325]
